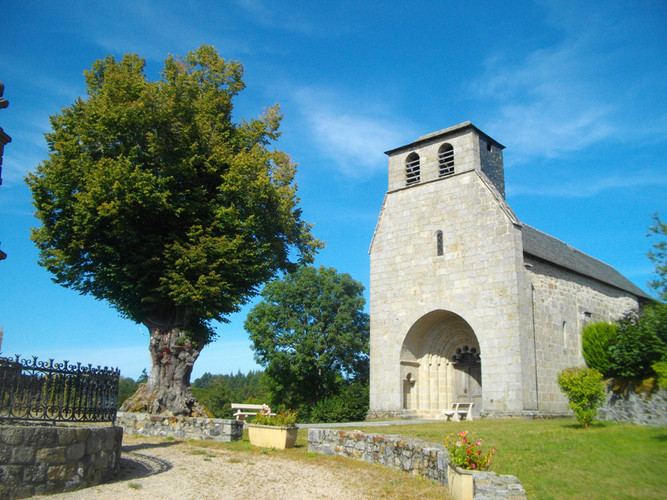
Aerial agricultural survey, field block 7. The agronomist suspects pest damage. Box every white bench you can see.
[231,403,274,421]
[441,402,474,422]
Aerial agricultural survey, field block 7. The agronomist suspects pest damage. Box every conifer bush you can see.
[582,322,617,376]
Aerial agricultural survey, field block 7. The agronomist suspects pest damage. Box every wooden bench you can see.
[230,403,274,421]
[441,402,474,422]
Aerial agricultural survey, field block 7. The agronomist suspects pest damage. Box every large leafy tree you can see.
[244,265,369,412]
[26,45,321,416]
[648,214,667,301]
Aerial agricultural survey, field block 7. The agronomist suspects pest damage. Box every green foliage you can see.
[26,44,321,344]
[191,370,267,418]
[444,431,496,470]
[581,322,617,376]
[652,360,667,388]
[251,404,298,427]
[608,302,667,378]
[191,379,233,418]
[117,376,140,405]
[310,382,369,423]
[245,265,369,413]
[648,214,667,301]
[557,367,606,427]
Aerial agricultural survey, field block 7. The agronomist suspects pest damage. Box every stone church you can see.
[368,122,649,418]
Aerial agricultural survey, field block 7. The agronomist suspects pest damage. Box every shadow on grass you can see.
[559,420,610,430]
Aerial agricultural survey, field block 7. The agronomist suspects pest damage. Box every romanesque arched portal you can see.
[400,310,481,418]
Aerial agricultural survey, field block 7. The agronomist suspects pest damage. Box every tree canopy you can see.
[244,265,369,412]
[26,45,321,414]
[27,44,320,342]
[648,214,667,302]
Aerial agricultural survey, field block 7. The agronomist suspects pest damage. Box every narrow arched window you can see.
[438,143,454,177]
[405,152,420,185]
[436,231,443,256]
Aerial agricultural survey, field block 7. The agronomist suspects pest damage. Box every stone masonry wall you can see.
[116,411,243,442]
[370,169,529,415]
[526,257,640,412]
[599,386,667,426]
[307,428,526,499]
[0,423,122,500]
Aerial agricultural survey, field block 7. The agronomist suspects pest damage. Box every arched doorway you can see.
[452,345,482,411]
[400,310,481,418]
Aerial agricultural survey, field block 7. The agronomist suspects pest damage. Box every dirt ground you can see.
[32,434,450,499]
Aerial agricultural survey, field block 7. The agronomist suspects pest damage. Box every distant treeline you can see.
[118,370,268,419]
[191,370,269,418]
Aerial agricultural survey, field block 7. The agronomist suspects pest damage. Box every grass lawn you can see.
[351,418,667,499]
[187,418,665,499]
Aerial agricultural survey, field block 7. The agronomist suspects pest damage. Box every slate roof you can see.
[521,224,650,299]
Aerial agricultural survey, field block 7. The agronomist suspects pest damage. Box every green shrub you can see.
[608,303,667,378]
[582,322,617,376]
[558,367,606,428]
[652,360,667,388]
[310,383,369,423]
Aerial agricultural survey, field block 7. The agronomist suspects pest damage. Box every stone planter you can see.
[247,423,298,449]
[448,464,474,500]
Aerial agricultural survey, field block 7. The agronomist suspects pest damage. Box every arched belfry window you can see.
[438,143,454,177]
[436,231,443,256]
[405,152,420,185]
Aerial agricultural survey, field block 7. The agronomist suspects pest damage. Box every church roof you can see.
[521,225,650,299]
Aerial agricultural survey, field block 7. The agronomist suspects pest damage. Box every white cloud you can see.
[476,42,617,163]
[291,87,415,177]
[231,0,319,36]
[472,1,667,165]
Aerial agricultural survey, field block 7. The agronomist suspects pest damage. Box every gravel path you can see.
[31,435,384,499]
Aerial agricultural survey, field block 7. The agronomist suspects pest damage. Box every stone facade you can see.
[307,428,526,499]
[599,387,667,426]
[369,122,648,419]
[0,423,122,500]
[116,411,243,442]
[526,257,640,412]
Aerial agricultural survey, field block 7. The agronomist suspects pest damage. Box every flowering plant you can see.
[445,431,496,470]
[251,405,299,428]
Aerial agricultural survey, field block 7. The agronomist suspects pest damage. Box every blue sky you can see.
[0,0,665,381]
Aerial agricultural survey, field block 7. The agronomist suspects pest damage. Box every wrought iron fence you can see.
[0,355,120,424]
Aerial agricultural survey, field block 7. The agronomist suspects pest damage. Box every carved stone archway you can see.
[400,310,481,418]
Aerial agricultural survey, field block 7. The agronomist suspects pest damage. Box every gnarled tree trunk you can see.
[120,326,209,416]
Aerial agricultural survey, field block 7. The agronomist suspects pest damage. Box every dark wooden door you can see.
[455,363,482,415]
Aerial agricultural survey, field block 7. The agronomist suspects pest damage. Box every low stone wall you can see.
[116,411,243,442]
[307,429,526,499]
[599,387,667,426]
[0,423,123,500]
